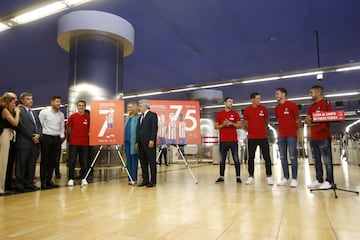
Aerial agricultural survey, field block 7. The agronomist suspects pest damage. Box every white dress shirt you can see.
[39,107,65,138]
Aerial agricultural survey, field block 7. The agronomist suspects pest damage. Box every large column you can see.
[57,10,135,113]
[189,90,223,163]
[57,11,135,177]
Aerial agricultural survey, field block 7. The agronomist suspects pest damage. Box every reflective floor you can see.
[1,159,360,240]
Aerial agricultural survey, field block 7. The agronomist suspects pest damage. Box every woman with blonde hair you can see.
[124,102,140,185]
[0,92,20,195]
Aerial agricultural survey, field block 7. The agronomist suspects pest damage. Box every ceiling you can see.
[0,0,360,112]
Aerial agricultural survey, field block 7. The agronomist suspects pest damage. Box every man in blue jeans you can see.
[305,85,333,190]
[214,97,242,183]
[275,88,301,187]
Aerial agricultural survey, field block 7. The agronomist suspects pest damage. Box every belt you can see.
[42,134,60,138]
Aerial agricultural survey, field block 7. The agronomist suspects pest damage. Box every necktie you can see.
[140,114,144,124]
[28,109,38,132]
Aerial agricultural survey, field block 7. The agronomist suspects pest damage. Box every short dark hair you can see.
[276,87,288,96]
[311,85,324,95]
[50,96,61,102]
[250,92,260,99]
[224,97,233,102]
[77,100,86,106]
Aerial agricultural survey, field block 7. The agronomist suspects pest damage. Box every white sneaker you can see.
[290,179,298,188]
[277,178,290,186]
[319,181,332,189]
[307,180,321,189]
[266,177,274,185]
[67,179,74,186]
[81,179,88,186]
[245,177,254,185]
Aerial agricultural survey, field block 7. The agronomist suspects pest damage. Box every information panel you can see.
[149,100,201,145]
[312,110,345,122]
[90,100,124,146]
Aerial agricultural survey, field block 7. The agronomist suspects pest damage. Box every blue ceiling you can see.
[0,0,360,107]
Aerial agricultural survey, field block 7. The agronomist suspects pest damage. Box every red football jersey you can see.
[275,100,299,137]
[215,109,240,142]
[307,99,332,140]
[243,105,268,139]
[67,112,90,146]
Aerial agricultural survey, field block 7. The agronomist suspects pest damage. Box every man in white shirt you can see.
[39,96,65,189]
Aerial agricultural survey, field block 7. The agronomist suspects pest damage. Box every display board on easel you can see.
[89,100,124,146]
[148,100,201,145]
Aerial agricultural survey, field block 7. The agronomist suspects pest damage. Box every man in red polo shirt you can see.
[243,92,273,185]
[275,87,301,187]
[67,100,90,186]
[214,97,242,183]
[305,85,333,190]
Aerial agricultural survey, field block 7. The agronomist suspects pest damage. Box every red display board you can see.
[312,110,345,122]
[90,100,124,146]
[149,100,201,145]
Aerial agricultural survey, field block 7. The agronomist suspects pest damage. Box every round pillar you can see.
[57,10,135,113]
[57,11,135,177]
[188,89,223,119]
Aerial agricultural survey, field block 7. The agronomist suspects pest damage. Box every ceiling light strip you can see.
[280,71,323,79]
[242,77,280,84]
[11,2,68,24]
[0,23,10,32]
[335,66,360,72]
[170,87,199,93]
[325,92,359,98]
[200,83,233,89]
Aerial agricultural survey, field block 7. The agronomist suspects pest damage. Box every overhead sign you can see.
[90,100,124,146]
[148,100,201,145]
[312,110,345,122]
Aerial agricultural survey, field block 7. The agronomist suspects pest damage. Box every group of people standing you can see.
[0,93,63,195]
[124,100,158,187]
[0,84,334,194]
[0,93,91,195]
[215,85,334,190]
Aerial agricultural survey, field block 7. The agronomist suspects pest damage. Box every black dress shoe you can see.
[138,182,149,187]
[15,188,25,193]
[41,184,50,190]
[215,177,224,183]
[25,185,40,191]
[47,181,59,188]
[147,183,156,188]
[0,192,11,196]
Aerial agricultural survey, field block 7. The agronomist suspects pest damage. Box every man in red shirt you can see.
[214,97,242,183]
[275,88,301,187]
[243,92,273,185]
[305,85,333,190]
[66,100,90,186]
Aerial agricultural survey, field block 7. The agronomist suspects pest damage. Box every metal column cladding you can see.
[57,10,135,114]
[68,35,124,111]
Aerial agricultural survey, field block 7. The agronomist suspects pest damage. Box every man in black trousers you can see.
[38,96,65,189]
[15,92,42,192]
[136,99,158,187]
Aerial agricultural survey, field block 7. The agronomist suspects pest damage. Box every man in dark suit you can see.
[15,92,42,192]
[136,99,158,187]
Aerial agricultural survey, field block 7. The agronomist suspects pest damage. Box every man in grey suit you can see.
[15,92,42,192]
[136,99,158,187]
